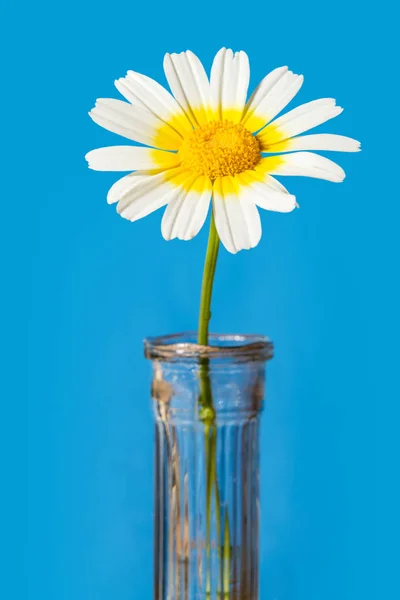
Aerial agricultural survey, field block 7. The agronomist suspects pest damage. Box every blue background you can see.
[4,0,399,598]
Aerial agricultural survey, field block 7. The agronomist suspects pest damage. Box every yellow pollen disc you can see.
[178,120,261,180]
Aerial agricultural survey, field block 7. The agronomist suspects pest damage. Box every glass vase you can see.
[145,333,273,600]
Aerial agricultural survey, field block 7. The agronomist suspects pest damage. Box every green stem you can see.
[199,214,220,592]
[205,424,213,594]
[198,212,220,423]
[198,213,231,594]
[223,510,232,594]
[198,212,220,348]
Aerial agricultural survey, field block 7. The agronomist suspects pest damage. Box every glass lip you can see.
[144,331,273,361]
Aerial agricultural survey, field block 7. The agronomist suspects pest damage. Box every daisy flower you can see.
[86,48,360,254]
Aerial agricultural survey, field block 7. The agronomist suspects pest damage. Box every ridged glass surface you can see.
[149,341,268,600]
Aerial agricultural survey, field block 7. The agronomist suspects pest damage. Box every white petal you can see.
[85,146,180,171]
[212,176,262,254]
[161,175,212,240]
[116,168,188,221]
[163,51,211,126]
[262,173,292,193]
[235,170,297,213]
[241,67,303,132]
[210,48,250,123]
[89,98,182,150]
[269,133,361,153]
[258,98,343,147]
[261,152,346,182]
[115,71,193,137]
[106,172,148,204]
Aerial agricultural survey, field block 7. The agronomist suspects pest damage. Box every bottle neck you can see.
[151,358,266,425]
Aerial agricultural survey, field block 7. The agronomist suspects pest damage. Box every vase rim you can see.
[144,331,273,362]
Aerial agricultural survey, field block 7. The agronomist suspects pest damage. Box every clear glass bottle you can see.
[145,333,273,600]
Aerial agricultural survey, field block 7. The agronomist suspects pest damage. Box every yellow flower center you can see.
[178,120,261,180]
